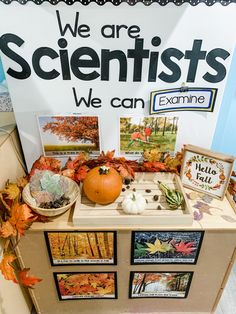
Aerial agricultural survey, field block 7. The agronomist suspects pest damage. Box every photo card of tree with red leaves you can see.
[37,115,101,158]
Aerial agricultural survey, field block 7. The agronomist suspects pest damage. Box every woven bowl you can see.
[22,176,80,217]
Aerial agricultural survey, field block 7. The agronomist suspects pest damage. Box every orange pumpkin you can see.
[83,166,122,205]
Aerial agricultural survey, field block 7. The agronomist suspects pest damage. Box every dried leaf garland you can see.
[0,179,43,287]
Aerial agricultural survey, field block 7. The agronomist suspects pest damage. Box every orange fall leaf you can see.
[18,268,42,288]
[0,253,18,283]
[0,221,17,238]
[9,204,35,236]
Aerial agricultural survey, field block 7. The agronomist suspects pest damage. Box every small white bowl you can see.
[22,176,80,217]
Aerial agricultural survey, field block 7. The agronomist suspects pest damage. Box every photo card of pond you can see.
[44,231,117,265]
[54,272,117,300]
[129,271,193,299]
[37,115,100,158]
[119,116,178,157]
[131,231,204,264]
[181,145,234,200]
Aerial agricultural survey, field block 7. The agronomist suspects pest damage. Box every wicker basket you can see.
[22,176,80,217]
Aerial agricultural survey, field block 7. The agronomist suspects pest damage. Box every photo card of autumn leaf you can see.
[129,271,193,299]
[119,116,179,158]
[37,115,101,158]
[44,231,117,265]
[131,231,204,265]
[53,272,117,300]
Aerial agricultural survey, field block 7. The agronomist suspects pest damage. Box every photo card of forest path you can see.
[44,231,116,265]
[119,116,179,158]
[54,272,117,300]
[131,231,204,264]
[38,115,100,158]
[130,271,193,299]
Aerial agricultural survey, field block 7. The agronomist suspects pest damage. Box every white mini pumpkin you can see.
[122,192,147,215]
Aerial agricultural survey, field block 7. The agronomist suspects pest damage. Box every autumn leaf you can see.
[60,168,75,180]
[91,282,97,288]
[0,183,21,214]
[0,221,17,238]
[145,239,168,254]
[18,268,42,288]
[64,153,88,170]
[96,286,113,295]
[29,156,61,177]
[3,183,20,200]
[187,192,200,200]
[9,204,35,236]
[193,210,203,221]
[100,150,115,160]
[16,177,28,189]
[193,201,212,215]
[0,253,18,283]
[75,165,89,182]
[117,165,130,179]
[161,240,174,252]
[173,241,196,255]
[143,161,167,172]
[164,151,183,174]
[59,282,68,296]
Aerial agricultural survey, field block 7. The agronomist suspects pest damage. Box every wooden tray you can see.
[72,172,193,227]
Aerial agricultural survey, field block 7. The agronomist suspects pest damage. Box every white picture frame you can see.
[180,145,234,200]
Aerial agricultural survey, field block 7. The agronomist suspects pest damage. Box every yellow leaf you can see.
[91,282,97,288]
[0,221,17,238]
[145,239,167,254]
[96,286,113,295]
[3,183,20,200]
[0,253,18,283]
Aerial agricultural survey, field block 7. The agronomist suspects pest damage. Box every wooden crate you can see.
[226,191,236,214]
[73,172,193,227]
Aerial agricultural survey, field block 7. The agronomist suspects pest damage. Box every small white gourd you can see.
[122,192,147,215]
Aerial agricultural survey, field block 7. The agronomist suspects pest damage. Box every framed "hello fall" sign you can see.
[180,145,235,200]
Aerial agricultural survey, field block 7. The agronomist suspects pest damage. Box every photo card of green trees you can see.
[120,116,179,157]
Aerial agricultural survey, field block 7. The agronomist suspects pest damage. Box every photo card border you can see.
[129,271,193,299]
[53,271,118,301]
[44,230,117,266]
[130,230,204,265]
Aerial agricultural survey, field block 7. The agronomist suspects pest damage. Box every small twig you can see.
[10,237,21,253]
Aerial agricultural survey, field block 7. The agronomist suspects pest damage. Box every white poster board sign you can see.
[0,3,236,170]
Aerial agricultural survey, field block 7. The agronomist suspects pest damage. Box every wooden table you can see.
[16,188,236,314]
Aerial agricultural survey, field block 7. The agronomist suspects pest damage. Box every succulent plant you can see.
[29,170,69,207]
[40,171,63,198]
